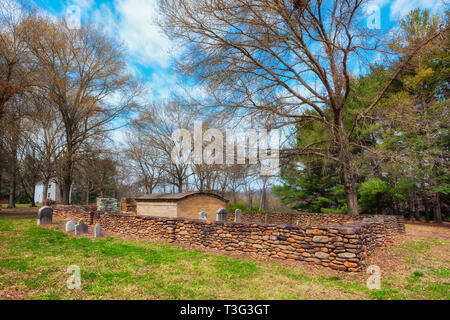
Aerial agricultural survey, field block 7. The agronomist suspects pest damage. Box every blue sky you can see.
[30,0,445,100]
[29,0,446,144]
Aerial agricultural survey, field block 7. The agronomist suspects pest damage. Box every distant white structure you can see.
[34,180,72,204]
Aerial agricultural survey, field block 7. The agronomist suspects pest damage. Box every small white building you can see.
[34,180,72,204]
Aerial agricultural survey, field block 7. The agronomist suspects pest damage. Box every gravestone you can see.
[198,211,208,221]
[94,224,103,238]
[216,208,227,222]
[37,206,53,225]
[75,223,81,236]
[234,209,242,223]
[75,220,88,235]
[65,220,76,232]
[79,220,88,234]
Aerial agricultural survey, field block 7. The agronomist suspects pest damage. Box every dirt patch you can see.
[0,285,28,300]
[0,207,39,219]
[405,224,450,240]
[405,221,450,229]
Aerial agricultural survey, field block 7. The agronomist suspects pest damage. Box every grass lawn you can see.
[0,213,448,300]
[0,204,42,208]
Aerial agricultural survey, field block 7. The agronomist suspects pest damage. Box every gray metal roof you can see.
[135,192,228,202]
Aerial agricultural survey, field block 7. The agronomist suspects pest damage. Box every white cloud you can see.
[388,0,443,20]
[113,0,172,68]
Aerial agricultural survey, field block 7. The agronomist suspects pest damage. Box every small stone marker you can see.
[75,220,88,235]
[94,224,103,238]
[198,211,208,221]
[80,220,88,234]
[65,220,76,232]
[37,206,53,225]
[216,208,227,222]
[75,223,81,236]
[234,209,242,223]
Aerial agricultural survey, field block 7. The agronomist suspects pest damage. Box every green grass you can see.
[0,217,448,300]
[1,204,42,208]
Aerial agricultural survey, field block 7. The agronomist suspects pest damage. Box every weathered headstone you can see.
[37,206,53,225]
[75,223,81,236]
[79,220,88,234]
[198,211,208,221]
[234,209,242,223]
[94,224,103,238]
[65,220,76,232]
[216,208,227,222]
[75,220,88,235]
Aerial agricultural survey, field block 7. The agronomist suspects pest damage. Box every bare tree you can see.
[23,94,65,203]
[132,101,197,193]
[158,0,447,215]
[1,95,30,207]
[0,0,35,124]
[124,131,163,194]
[26,17,139,204]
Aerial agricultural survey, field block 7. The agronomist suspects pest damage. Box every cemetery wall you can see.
[52,206,405,272]
[121,198,136,213]
[227,211,405,232]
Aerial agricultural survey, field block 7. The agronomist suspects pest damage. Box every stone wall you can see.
[97,198,119,212]
[52,206,405,272]
[121,198,136,213]
[227,211,405,231]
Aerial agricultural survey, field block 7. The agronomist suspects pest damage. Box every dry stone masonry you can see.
[97,198,119,212]
[52,205,405,272]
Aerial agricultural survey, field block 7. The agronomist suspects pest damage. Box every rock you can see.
[330,263,347,271]
[301,252,311,257]
[337,252,356,259]
[306,229,323,235]
[344,262,358,268]
[37,206,53,225]
[314,252,330,259]
[338,227,356,235]
[94,224,103,238]
[312,236,329,243]
[65,220,76,232]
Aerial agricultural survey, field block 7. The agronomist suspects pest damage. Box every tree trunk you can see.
[432,193,442,223]
[29,185,36,207]
[376,193,382,215]
[86,182,90,205]
[335,116,358,216]
[62,176,72,205]
[409,199,415,221]
[393,198,399,215]
[62,133,74,205]
[247,189,252,208]
[177,177,183,193]
[42,179,50,204]
[232,190,237,204]
[414,196,420,221]
[260,186,266,211]
[7,174,16,208]
[424,199,430,223]
[7,151,17,208]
